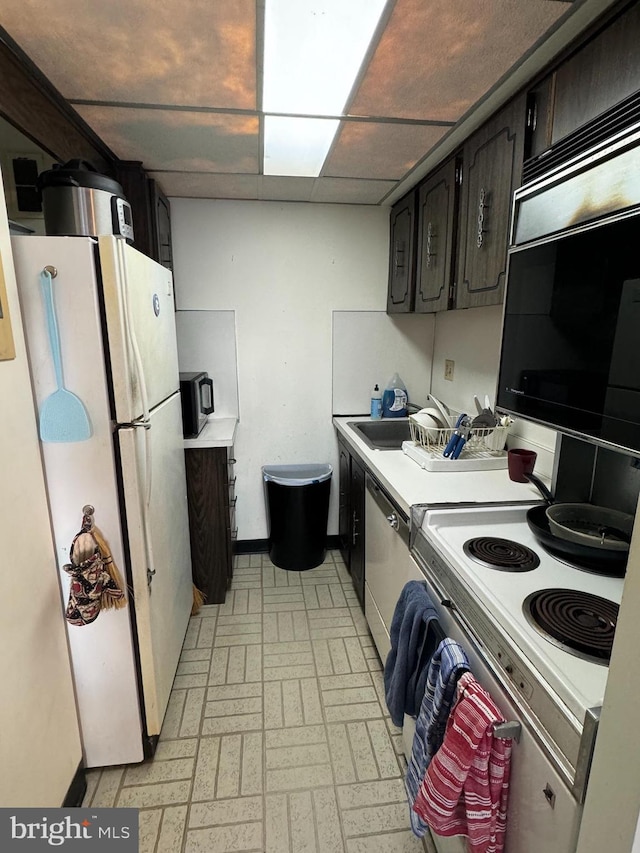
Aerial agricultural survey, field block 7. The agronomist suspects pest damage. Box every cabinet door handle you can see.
[425,221,435,269]
[230,496,237,508]
[394,240,406,274]
[228,457,237,464]
[477,187,488,249]
[352,510,359,546]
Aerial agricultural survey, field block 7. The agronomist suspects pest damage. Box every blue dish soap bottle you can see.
[370,384,382,420]
[382,373,408,418]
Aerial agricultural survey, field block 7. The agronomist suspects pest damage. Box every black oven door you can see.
[497,212,640,453]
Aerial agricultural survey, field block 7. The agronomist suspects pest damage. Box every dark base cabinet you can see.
[337,436,365,607]
[185,446,236,604]
[349,457,365,607]
[338,438,351,567]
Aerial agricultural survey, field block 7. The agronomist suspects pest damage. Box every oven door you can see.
[408,533,582,853]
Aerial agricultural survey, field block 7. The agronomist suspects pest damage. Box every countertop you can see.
[183,417,237,449]
[333,416,547,516]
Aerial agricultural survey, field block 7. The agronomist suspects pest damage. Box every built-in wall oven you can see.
[408,501,623,853]
[497,126,640,455]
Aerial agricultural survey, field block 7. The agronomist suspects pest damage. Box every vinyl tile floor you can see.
[83,551,436,853]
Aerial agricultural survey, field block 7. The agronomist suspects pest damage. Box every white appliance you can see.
[12,234,193,768]
[409,501,624,853]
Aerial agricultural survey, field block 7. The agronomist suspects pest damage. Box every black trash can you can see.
[263,463,332,571]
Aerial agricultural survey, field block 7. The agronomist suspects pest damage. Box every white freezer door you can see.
[118,391,193,736]
[99,236,180,422]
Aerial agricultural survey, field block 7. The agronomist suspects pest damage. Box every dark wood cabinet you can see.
[149,179,173,271]
[456,94,526,310]
[414,158,458,314]
[338,438,351,566]
[114,162,173,269]
[185,446,236,604]
[336,436,365,606]
[387,192,417,313]
[349,457,365,607]
[552,3,640,146]
[386,98,525,315]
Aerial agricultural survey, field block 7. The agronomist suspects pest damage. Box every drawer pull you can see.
[425,221,435,269]
[231,527,238,540]
[228,457,237,464]
[230,496,238,508]
[477,186,489,249]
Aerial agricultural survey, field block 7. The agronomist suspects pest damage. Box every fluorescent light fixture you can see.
[264,116,340,177]
[263,0,387,176]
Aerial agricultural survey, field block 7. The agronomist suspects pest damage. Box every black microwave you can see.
[179,372,214,438]
[497,130,640,455]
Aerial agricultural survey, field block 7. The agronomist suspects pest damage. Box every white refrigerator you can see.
[12,234,193,768]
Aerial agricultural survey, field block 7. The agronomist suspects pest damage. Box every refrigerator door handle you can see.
[117,242,155,583]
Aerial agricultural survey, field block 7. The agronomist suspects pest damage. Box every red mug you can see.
[507,448,537,483]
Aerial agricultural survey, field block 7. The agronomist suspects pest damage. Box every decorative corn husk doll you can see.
[63,505,126,626]
[192,585,205,615]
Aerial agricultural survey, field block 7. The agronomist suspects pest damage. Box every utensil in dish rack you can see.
[472,394,498,427]
[443,413,471,459]
[412,408,446,441]
[428,394,453,428]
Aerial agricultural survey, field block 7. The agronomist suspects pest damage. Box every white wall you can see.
[431,304,556,480]
[176,309,239,418]
[171,199,394,540]
[0,169,82,806]
[332,310,434,415]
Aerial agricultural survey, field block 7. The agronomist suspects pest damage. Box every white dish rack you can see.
[404,412,510,472]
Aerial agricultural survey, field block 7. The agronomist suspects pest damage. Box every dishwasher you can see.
[364,473,424,664]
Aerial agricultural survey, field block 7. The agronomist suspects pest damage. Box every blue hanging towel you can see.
[383,581,441,727]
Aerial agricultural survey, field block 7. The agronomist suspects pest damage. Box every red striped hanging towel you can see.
[412,672,512,853]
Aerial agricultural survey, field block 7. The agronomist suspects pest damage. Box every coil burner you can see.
[463,537,540,572]
[524,588,618,664]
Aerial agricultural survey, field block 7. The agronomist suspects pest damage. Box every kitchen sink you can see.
[347,419,411,450]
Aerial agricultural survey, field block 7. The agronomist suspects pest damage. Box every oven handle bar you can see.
[492,720,522,743]
[573,707,600,801]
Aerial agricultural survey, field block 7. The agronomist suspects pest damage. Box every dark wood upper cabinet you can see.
[414,158,458,314]
[387,192,417,313]
[526,78,555,161]
[456,94,526,310]
[114,163,173,268]
[149,180,173,271]
[552,3,640,145]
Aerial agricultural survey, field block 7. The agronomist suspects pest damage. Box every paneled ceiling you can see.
[0,0,580,205]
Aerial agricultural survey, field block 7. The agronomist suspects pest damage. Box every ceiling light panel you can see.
[264,116,340,177]
[263,0,388,115]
